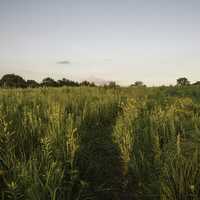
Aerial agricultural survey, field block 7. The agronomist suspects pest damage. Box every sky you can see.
[0,0,200,86]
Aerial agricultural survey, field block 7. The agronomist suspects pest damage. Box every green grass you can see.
[1,86,200,199]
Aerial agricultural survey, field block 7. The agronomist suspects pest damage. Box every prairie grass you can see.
[1,86,200,199]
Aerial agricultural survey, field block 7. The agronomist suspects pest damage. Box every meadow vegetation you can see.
[1,86,200,199]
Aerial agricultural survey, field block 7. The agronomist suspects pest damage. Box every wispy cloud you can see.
[57,60,71,65]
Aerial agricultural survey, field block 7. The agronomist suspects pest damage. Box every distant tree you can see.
[105,81,119,88]
[176,77,190,86]
[41,77,58,87]
[58,78,69,86]
[58,78,79,87]
[89,82,96,87]
[193,81,200,85]
[26,80,39,88]
[80,81,91,86]
[80,81,95,87]
[109,81,116,88]
[0,74,27,88]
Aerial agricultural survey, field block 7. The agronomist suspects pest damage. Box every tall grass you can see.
[1,86,200,199]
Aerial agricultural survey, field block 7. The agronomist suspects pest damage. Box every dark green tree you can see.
[193,81,200,85]
[26,80,39,88]
[0,74,27,88]
[176,77,190,86]
[108,81,119,88]
[41,77,58,87]
[80,81,95,87]
[57,78,79,87]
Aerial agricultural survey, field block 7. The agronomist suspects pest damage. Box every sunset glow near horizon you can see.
[0,0,200,86]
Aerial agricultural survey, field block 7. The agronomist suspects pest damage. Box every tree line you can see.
[0,74,96,88]
[0,74,200,88]
[0,74,121,88]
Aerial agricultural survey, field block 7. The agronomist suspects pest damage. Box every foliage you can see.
[1,86,200,199]
[80,81,95,87]
[177,77,190,86]
[41,77,59,87]
[57,78,79,87]
[26,80,39,88]
[0,74,27,88]
[0,74,96,88]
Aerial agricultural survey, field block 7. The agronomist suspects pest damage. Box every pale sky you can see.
[0,0,200,85]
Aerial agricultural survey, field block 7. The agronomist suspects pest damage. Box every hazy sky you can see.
[0,0,200,85]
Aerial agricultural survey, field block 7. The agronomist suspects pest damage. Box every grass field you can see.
[1,86,200,200]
